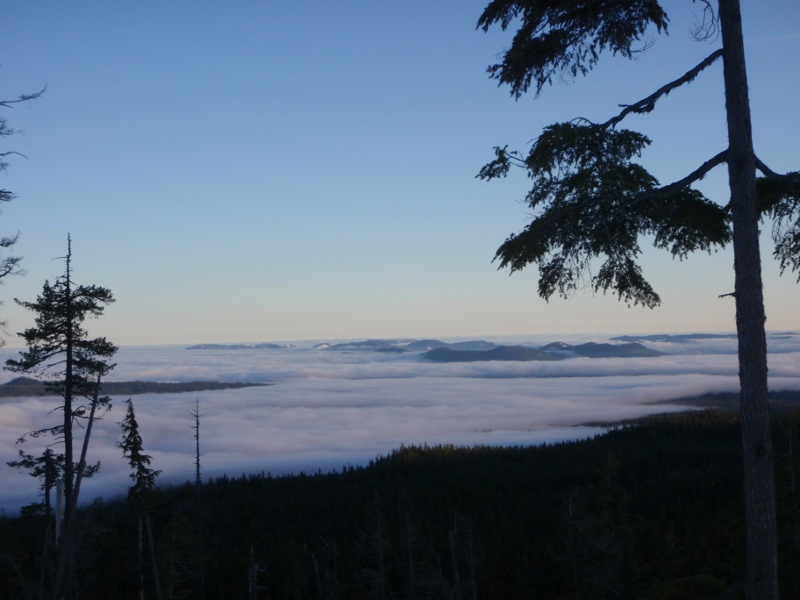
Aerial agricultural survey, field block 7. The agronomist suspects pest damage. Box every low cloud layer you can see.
[1,333,799,514]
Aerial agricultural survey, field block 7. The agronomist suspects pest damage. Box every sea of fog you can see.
[1,332,799,514]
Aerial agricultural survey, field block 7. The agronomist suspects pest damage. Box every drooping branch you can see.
[755,156,800,184]
[691,0,720,42]
[599,49,723,129]
[477,1,669,99]
[0,151,29,161]
[630,149,728,205]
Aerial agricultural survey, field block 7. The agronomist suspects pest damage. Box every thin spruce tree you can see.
[476,1,800,598]
[191,399,203,490]
[118,398,163,600]
[189,399,206,600]
[5,236,117,600]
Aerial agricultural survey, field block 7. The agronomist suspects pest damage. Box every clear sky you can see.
[1,1,798,346]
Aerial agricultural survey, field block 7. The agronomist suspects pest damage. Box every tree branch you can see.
[755,156,800,183]
[0,88,46,109]
[600,49,723,129]
[691,1,720,42]
[631,150,728,205]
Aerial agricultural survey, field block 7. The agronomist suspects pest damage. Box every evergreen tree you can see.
[5,236,117,600]
[118,398,160,506]
[476,2,800,597]
[6,447,63,598]
[118,398,162,600]
[7,448,63,521]
[189,399,206,600]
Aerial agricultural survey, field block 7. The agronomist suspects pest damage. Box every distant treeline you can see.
[670,389,800,410]
[0,377,269,397]
[3,409,800,598]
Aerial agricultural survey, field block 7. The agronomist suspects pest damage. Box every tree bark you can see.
[718,0,779,598]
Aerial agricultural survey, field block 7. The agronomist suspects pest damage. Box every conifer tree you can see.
[118,398,163,600]
[476,1,799,597]
[118,398,160,505]
[6,447,63,598]
[5,236,117,600]
[189,399,206,600]
[7,447,63,521]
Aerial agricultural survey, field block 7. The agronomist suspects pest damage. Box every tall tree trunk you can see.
[146,513,164,600]
[72,374,102,510]
[191,401,206,600]
[139,517,146,600]
[718,0,779,598]
[53,240,76,600]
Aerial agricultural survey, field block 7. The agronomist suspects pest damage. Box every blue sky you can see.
[1,1,798,346]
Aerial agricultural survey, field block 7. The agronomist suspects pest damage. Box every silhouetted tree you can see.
[118,398,163,600]
[7,447,63,597]
[188,400,206,600]
[476,2,800,597]
[5,236,117,599]
[190,400,203,490]
[246,545,267,600]
[7,448,63,522]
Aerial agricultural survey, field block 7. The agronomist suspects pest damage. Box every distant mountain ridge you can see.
[423,342,662,363]
[185,332,796,353]
[423,346,559,363]
[610,333,737,344]
[187,343,294,350]
[184,338,664,360]
[314,339,497,352]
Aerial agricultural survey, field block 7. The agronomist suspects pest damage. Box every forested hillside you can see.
[3,410,800,599]
[0,377,268,397]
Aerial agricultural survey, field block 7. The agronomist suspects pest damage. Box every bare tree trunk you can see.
[567,492,581,600]
[54,374,103,600]
[464,519,477,600]
[139,517,145,600]
[404,511,415,600]
[72,374,102,510]
[146,513,164,600]
[448,515,462,600]
[789,424,797,502]
[53,270,75,600]
[718,0,779,598]
[377,514,387,600]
